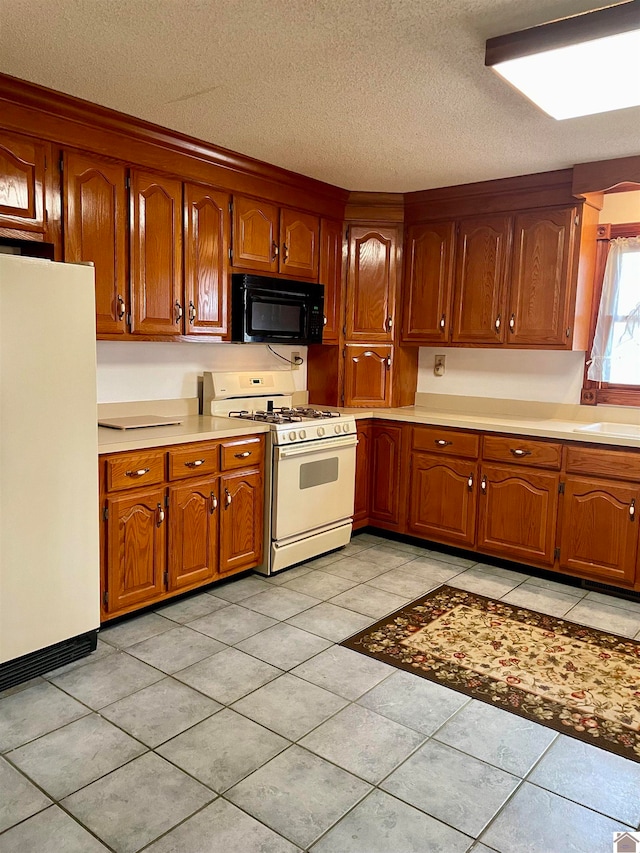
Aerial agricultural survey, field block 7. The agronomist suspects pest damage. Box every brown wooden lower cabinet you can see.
[100,435,264,620]
[369,423,404,529]
[407,454,477,548]
[558,476,640,586]
[354,421,372,529]
[477,464,559,567]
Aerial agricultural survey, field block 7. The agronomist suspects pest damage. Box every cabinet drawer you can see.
[221,436,264,470]
[168,442,219,481]
[482,435,562,470]
[412,426,479,459]
[106,451,166,491]
[566,446,640,482]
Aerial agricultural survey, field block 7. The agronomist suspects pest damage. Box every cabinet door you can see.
[280,208,319,279]
[184,183,230,337]
[478,464,559,566]
[369,423,403,527]
[0,130,47,232]
[168,477,219,591]
[354,420,372,528]
[220,469,264,574]
[105,486,166,614]
[559,477,639,585]
[232,195,279,273]
[452,215,511,344]
[63,151,127,335]
[346,226,398,341]
[508,207,577,347]
[344,345,391,407]
[408,454,477,548]
[318,218,343,343]
[130,171,183,335]
[402,222,455,343]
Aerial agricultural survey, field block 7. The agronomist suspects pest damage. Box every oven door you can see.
[272,435,357,542]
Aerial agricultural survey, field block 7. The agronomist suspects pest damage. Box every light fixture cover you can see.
[486,2,640,120]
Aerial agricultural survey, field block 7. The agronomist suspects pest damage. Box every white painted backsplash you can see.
[417,347,585,404]
[96,341,307,403]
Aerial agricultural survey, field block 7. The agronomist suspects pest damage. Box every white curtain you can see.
[588,236,640,382]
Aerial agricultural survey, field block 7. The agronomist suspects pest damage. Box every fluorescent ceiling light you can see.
[485,1,640,120]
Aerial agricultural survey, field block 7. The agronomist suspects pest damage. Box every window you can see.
[581,222,640,406]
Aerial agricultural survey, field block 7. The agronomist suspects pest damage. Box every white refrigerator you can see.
[0,253,99,690]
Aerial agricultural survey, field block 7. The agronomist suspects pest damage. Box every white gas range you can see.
[202,371,357,575]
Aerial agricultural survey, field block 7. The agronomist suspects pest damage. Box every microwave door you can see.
[248,294,308,340]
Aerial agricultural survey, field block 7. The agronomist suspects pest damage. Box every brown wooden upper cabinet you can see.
[318,218,343,343]
[0,130,49,234]
[402,205,581,349]
[452,215,512,345]
[232,195,319,280]
[63,151,128,335]
[346,225,398,341]
[130,170,183,336]
[402,221,455,344]
[343,344,392,407]
[184,183,230,337]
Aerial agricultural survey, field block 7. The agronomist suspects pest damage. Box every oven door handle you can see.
[276,435,358,459]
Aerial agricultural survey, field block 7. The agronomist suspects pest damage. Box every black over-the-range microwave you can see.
[231,274,325,344]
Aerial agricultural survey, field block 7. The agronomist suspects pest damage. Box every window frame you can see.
[581,220,640,406]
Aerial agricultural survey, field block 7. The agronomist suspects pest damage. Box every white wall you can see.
[96,341,307,403]
[417,347,585,404]
[600,190,640,224]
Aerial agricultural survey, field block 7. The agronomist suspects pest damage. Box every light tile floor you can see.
[2,533,640,852]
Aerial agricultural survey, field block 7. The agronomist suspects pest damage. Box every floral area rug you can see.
[341,585,640,762]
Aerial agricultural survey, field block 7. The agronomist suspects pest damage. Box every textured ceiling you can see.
[1,0,638,191]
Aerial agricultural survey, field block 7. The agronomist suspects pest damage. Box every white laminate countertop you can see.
[98,416,270,455]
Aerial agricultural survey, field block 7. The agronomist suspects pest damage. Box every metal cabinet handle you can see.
[234,451,251,458]
[210,492,218,514]
[495,314,501,331]
[185,459,205,467]
[631,499,636,520]
[468,474,473,491]
[510,448,531,457]
[225,488,232,507]
[117,295,126,319]
[282,243,289,263]
[481,477,487,494]
[125,467,150,477]
[386,356,392,369]
[157,503,165,525]
[189,300,196,323]
[509,313,516,332]
[386,316,393,332]
[440,313,446,330]
[271,241,279,261]
[435,439,453,447]
[323,315,328,326]
[175,301,183,323]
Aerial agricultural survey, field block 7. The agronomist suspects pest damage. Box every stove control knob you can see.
[317,426,325,437]
[288,431,296,441]
[299,429,306,440]
[334,424,341,434]
[343,423,350,433]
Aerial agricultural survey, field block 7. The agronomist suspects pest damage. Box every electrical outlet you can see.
[291,351,301,371]
[434,354,446,377]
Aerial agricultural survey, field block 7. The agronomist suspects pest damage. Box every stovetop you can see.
[228,406,342,425]
[227,406,356,445]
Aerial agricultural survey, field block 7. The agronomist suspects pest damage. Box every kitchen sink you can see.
[574,422,640,439]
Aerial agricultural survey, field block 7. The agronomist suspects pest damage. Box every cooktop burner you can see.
[228,410,304,425]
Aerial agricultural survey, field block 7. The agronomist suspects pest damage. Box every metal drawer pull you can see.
[509,313,516,332]
[631,499,636,520]
[225,488,232,507]
[481,477,487,494]
[440,314,446,330]
[468,474,473,490]
[435,439,453,447]
[495,314,501,331]
[510,448,531,457]
[210,492,218,514]
[125,468,150,477]
[157,503,165,525]
[185,459,205,467]
[234,451,251,458]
